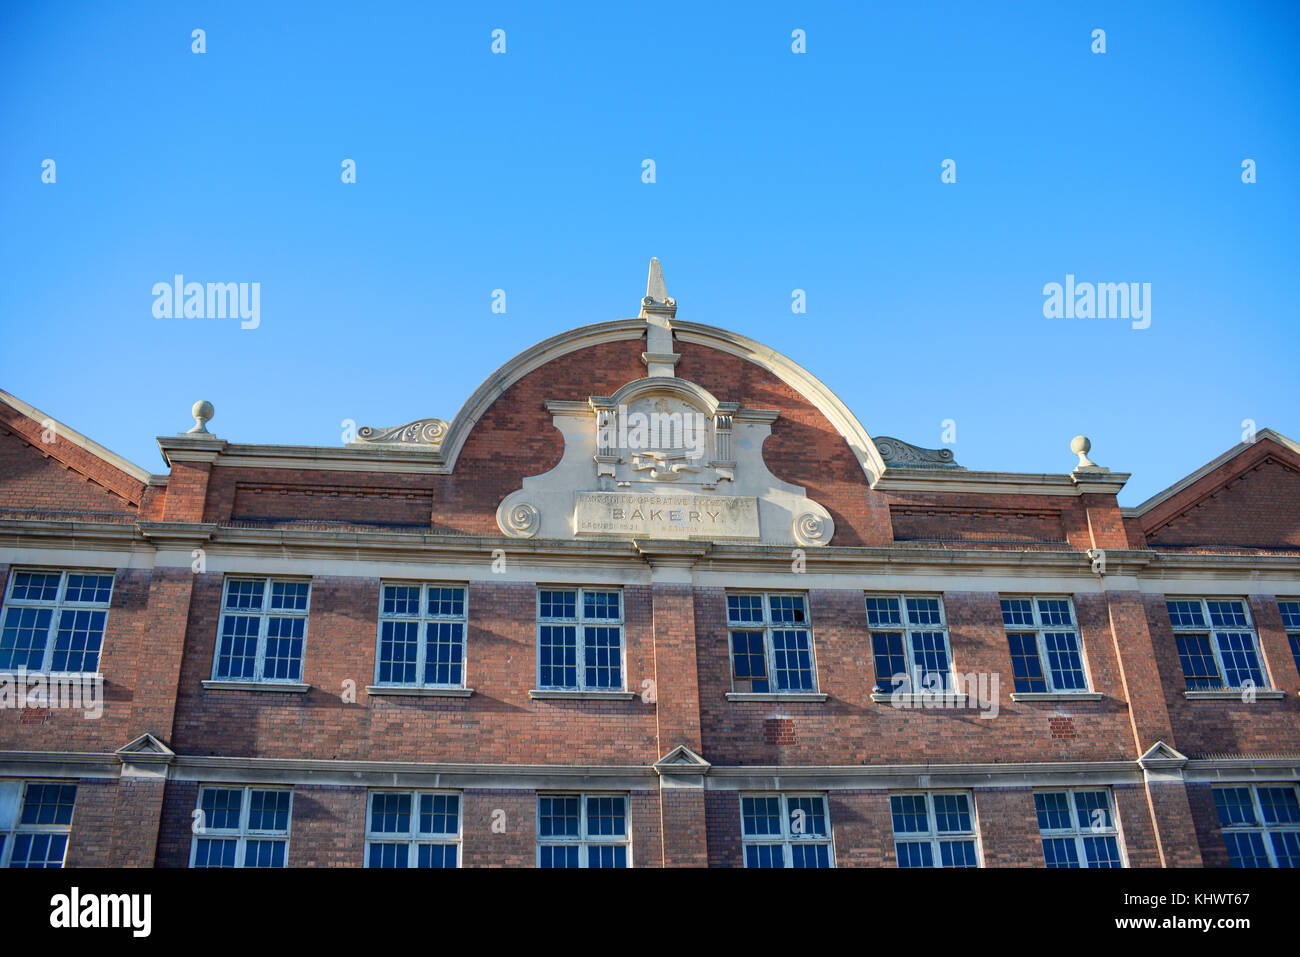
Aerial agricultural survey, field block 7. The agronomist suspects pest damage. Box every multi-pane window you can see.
[1279,601,1300,678]
[375,584,467,688]
[0,781,76,868]
[214,578,311,683]
[1166,598,1268,690]
[866,595,953,693]
[1213,784,1300,867]
[727,593,817,693]
[890,792,980,867]
[536,793,630,867]
[0,569,113,673]
[1034,789,1123,868]
[365,791,460,867]
[190,786,292,867]
[740,793,834,867]
[1001,597,1089,693]
[536,588,624,691]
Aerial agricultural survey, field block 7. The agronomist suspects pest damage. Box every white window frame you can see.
[739,792,835,868]
[889,790,982,868]
[865,593,954,693]
[1166,597,1270,690]
[1034,787,1126,868]
[364,789,462,868]
[212,577,312,683]
[1278,600,1300,676]
[1000,595,1093,693]
[0,779,77,868]
[373,582,469,689]
[535,792,632,868]
[0,568,114,675]
[726,591,819,693]
[1214,783,1300,868]
[535,587,626,692]
[189,785,293,868]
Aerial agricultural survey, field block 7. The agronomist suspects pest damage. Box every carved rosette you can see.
[498,501,540,538]
[792,511,833,547]
[356,418,448,447]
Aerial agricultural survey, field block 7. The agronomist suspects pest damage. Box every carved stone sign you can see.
[574,492,760,540]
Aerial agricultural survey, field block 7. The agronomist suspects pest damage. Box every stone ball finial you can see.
[1071,434,1097,468]
[188,400,215,434]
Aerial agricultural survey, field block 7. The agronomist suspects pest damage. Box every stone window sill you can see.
[870,692,970,706]
[366,686,474,697]
[726,693,828,703]
[1011,692,1104,702]
[201,680,310,693]
[1182,689,1286,700]
[529,689,636,700]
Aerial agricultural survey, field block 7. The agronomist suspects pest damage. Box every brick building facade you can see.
[1,260,1297,868]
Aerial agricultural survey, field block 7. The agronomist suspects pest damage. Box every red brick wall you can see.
[168,578,660,765]
[0,429,138,519]
[697,587,1136,766]
[975,788,1045,867]
[1143,447,1300,549]
[1144,595,1300,757]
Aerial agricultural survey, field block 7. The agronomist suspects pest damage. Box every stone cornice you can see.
[2,750,1296,787]
[876,468,1130,497]
[2,520,1299,581]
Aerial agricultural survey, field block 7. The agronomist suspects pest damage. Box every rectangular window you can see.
[1034,788,1123,868]
[190,786,292,867]
[0,780,77,868]
[375,584,467,688]
[365,790,460,867]
[1279,601,1300,678]
[866,594,953,693]
[1001,597,1090,693]
[727,593,817,693]
[890,791,980,867]
[740,793,834,867]
[1214,784,1300,867]
[0,569,113,674]
[214,578,310,683]
[1166,598,1268,690]
[536,588,624,691]
[536,793,630,868]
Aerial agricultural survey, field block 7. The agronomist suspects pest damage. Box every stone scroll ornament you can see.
[793,512,830,546]
[355,418,449,446]
[873,437,959,468]
[501,502,540,538]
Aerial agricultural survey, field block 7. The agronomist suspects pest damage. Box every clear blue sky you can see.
[2,1,1297,505]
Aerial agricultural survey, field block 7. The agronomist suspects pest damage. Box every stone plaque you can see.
[573,491,760,540]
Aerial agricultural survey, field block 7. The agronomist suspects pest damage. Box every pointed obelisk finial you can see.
[639,256,676,319]
[646,257,668,302]
[639,257,680,377]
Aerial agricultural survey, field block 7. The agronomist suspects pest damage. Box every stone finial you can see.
[646,256,667,302]
[188,400,215,434]
[1071,434,1098,469]
[639,257,679,375]
[640,256,676,318]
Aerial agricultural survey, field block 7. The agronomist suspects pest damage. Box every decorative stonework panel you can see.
[574,491,760,541]
[496,373,836,546]
[353,418,449,447]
